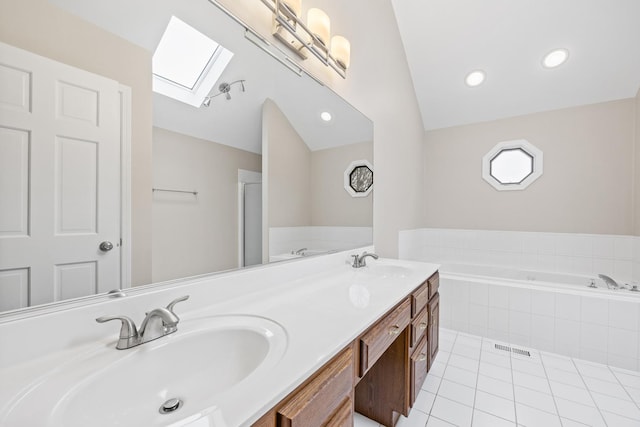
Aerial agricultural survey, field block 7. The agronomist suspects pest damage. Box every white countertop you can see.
[0,250,439,427]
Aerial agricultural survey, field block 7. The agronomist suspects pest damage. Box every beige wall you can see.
[152,127,261,282]
[0,0,154,285]
[635,88,640,236]
[218,0,425,258]
[311,141,373,226]
[423,99,636,235]
[262,99,312,229]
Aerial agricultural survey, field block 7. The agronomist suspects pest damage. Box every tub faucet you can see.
[351,251,379,268]
[291,247,307,255]
[96,295,189,350]
[598,274,620,290]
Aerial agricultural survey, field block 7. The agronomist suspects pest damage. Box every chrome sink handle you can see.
[96,315,139,350]
[166,295,189,316]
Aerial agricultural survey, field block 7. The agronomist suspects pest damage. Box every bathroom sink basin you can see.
[355,262,411,279]
[1,315,287,427]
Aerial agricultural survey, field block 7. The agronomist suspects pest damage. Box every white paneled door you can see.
[0,42,122,311]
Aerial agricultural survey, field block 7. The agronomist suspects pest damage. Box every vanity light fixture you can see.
[260,0,351,78]
[543,48,569,68]
[465,70,485,87]
[202,79,246,107]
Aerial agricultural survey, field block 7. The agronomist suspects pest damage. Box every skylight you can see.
[152,16,233,107]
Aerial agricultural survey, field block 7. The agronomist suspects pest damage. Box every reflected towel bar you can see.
[152,188,198,196]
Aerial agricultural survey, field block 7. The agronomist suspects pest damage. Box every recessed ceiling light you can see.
[320,111,332,121]
[465,70,485,87]
[543,48,569,68]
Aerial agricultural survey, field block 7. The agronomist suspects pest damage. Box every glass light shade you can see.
[331,35,350,69]
[307,8,330,46]
[281,0,301,17]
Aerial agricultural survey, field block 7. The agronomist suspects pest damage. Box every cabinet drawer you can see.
[359,298,411,376]
[411,280,430,317]
[278,346,354,427]
[410,335,429,406]
[323,396,353,427]
[410,306,429,349]
[428,272,439,300]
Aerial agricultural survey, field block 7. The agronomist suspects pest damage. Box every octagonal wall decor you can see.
[344,160,373,197]
[482,139,543,191]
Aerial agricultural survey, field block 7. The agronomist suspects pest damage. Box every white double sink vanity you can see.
[0,250,439,427]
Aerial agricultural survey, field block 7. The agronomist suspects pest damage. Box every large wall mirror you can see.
[0,0,373,316]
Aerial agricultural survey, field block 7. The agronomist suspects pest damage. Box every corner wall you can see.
[0,0,154,285]
[423,99,636,235]
[635,88,640,236]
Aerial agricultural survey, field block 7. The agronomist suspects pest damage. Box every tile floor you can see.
[354,328,640,427]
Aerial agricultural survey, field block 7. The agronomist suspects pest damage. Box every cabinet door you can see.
[410,335,428,407]
[427,293,440,370]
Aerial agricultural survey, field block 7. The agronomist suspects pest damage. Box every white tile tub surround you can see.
[269,226,373,257]
[399,228,640,283]
[399,228,640,371]
[438,275,640,371]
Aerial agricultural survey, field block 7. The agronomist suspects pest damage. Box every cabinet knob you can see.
[388,325,401,335]
[419,322,427,330]
[417,353,427,362]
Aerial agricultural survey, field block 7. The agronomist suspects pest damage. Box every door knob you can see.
[99,241,114,252]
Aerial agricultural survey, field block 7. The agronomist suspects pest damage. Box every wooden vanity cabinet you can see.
[251,271,440,427]
[277,345,354,427]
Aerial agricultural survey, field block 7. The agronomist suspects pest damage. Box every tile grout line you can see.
[608,367,640,411]
[468,336,483,426]
[507,340,518,427]
[538,351,568,427]
[570,357,609,426]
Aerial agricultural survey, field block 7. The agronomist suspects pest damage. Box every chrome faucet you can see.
[351,251,379,268]
[96,295,189,350]
[291,247,307,255]
[598,274,620,290]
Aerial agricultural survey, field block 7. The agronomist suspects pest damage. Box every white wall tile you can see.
[614,260,633,281]
[614,237,634,260]
[580,296,609,326]
[469,304,489,329]
[488,285,508,308]
[579,322,608,350]
[508,287,531,313]
[531,315,555,343]
[592,235,616,259]
[608,300,639,330]
[509,311,532,337]
[555,319,581,358]
[556,234,592,258]
[531,290,555,317]
[488,308,509,333]
[608,328,638,359]
[555,293,581,321]
[593,258,615,276]
[468,282,488,305]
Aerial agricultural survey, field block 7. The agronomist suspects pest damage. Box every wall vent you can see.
[494,343,531,357]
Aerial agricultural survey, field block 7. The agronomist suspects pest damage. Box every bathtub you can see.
[438,264,640,371]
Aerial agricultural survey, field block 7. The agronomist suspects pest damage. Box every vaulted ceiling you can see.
[392,0,640,130]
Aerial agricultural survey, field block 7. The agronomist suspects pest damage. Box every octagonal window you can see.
[490,148,533,185]
[482,140,543,191]
[344,160,373,197]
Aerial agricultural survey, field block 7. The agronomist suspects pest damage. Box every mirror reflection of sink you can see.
[2,315,287,427]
